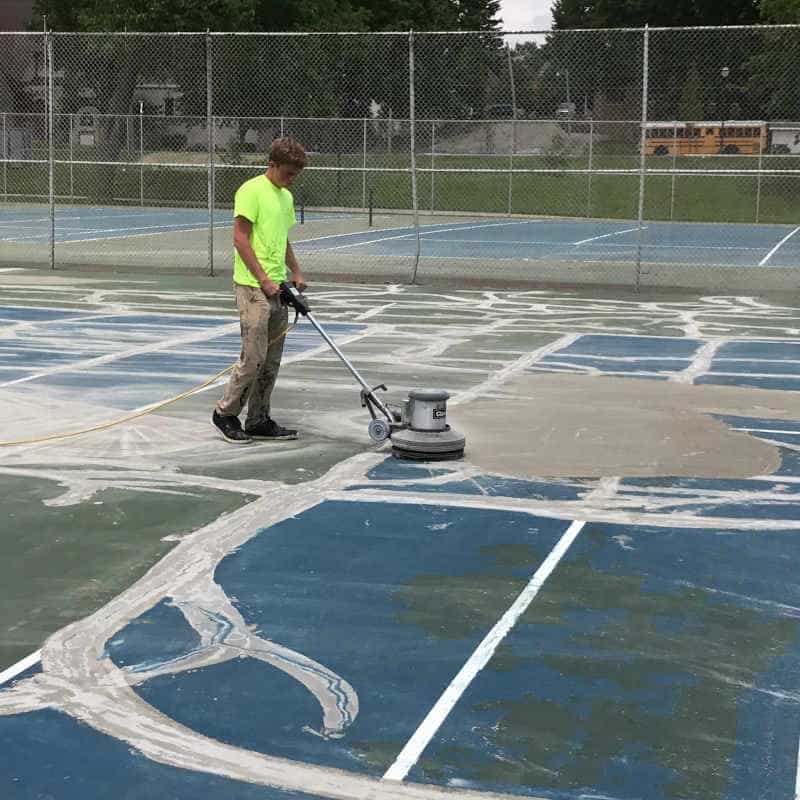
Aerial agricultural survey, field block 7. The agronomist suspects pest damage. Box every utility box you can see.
[0,127,32,159]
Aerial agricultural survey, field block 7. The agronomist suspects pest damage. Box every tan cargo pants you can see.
[216,284,289,426]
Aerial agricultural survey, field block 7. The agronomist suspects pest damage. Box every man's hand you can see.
[260,279,280,298]
[285,242,306,292]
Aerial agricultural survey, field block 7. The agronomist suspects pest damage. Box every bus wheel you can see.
[654,145,669,155]
[722,144,739,154]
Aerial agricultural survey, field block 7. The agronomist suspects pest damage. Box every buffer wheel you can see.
[368,418,392,443]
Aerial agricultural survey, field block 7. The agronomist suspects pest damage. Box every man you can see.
[212,137,307,444]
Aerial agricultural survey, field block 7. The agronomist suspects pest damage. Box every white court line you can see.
[702,371,800,379]
[672,339,724,385]
[0,216,81,226]
[0,320,238,389]
[182,325,373,398]
[296,221,453,246]
[714,358,800,367]
[1,220,231,244]
[733,427,800,436]
[383,236,758,251]
[573,226,644,245]
[0,311,123,337]
[56,222,231,245]
[0,213,202,229]
[295,218,541,248]
[795,737,800,800]
[382,519,586,783]
[321,220,546,253]
[759,226,800,266]
[0,649,42,687]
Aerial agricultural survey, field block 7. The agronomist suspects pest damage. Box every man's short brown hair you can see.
[269,137,306,169]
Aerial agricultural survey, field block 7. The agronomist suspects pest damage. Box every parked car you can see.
[484,104,525,119]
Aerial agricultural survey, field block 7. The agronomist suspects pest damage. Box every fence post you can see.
[430,119,435,212]
[669,124,677,220]
[47,30,55,271]
[69,111,74,200]
[409,29,421,285]
[362,116,367,210]
[635,25,650,292]
[138,99,144,206]
[2,111,7,202]
[506,43,517,216]
[586,118,594,218]
[206,31,215,277]
[755,125,765,223]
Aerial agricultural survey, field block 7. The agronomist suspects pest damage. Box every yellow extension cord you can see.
[0,324,294,448]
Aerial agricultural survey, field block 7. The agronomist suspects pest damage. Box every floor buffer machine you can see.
[280,283,466,461]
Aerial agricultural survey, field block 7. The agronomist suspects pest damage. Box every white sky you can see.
[498,0,554,31]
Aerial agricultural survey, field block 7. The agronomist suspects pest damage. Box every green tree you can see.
[742,0,800,126]
[760,0,800,21]
[551,0,759,29]
[30,0,505,199]
[32,0,502,33]
[31,0,371,196]
[678,63,704,119]
[546,1,765,122]
[33,0,368,32]
[744,26,800,122]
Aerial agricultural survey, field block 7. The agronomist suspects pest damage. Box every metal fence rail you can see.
[1,27,799,290]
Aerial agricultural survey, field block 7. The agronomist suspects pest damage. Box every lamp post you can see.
[138,99,144,205]
[719,66,729,155]
[556,68,571,106]
[556,68,572,133]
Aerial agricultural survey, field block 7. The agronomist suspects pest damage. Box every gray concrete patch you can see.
[449,373,800,479]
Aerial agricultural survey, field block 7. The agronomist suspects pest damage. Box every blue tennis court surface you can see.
[0,305,364,409]
[296,218,800,268]
[3,461,800,800]
[3,299,800,800]
[531,333,800,391]
[0,206,346,244]
[2,206,799,268]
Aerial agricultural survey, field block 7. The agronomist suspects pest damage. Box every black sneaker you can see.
[245,417,298,440]
[212,409,253,444]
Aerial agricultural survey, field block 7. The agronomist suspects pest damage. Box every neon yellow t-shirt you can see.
[232,174,296,287]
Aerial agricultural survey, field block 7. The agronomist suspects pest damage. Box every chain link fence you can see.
[1,27,799,290]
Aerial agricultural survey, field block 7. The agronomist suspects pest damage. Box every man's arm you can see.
[285,241,307,291]
[233,216,280,296]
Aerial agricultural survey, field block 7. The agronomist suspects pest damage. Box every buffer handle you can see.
[279,281,310,319]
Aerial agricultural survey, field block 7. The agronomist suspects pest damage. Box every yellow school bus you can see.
[645,121,767,155]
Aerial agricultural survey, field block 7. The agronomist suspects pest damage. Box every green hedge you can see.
[2,159,798,225]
